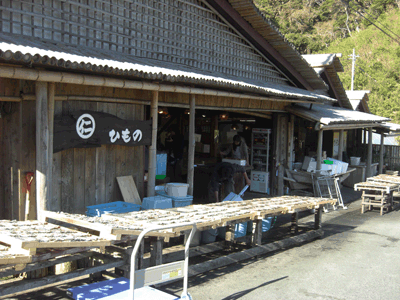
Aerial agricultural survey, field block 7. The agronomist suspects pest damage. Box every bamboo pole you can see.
[187,95,195,196]
[35,82,49,222]
[147,91,158,197]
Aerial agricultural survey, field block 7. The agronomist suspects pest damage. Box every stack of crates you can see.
[155,190,193,208]
[86,201,141,217]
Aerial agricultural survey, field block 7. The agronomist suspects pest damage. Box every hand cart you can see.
[67,222,197,300]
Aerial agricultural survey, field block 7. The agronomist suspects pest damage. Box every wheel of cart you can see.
[67,222,197,300]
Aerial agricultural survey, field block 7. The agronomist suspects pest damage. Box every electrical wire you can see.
[344,1,400,45]
[349,0,400,41]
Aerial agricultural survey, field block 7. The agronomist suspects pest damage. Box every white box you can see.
[222,158,246,166]
[302,156,315,171]
[203,144,210,153]
[250,171,269,193]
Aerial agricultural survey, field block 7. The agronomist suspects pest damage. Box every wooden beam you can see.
[316,130,323,172]
[379,133,384,174]
[35,82,49,222]
[187,94,195,196]
[47,83,56,212]
[147,91,158,197]
[338,130,344,161]
[367,128,373,178]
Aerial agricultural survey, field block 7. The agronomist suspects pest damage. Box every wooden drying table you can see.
[0,196,336,298]
[354,181,399,215]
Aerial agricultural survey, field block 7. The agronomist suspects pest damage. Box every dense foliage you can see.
[255,0,400,123]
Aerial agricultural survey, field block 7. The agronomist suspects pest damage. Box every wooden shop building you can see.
[0,0,387,222]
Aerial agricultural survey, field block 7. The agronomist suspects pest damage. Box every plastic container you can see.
[156,153,167,180]
[201,229,218,244]
[350,157,361,166]
[165,183,189,197]
[262,217,274,232]
[141,196,172,210]
[86,201,141,217]
[155,190,193,208]
[172,197,193,208]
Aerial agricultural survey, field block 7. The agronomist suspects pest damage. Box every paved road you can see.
[162,197,400,300]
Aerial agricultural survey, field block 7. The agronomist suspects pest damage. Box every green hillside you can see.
[254,1,400,123]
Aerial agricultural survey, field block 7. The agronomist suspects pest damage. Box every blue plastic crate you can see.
[86,201,141,217]
[155,190,193,208]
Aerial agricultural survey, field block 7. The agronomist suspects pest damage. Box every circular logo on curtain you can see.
[76,113,96,139]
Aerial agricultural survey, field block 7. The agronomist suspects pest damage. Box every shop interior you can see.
[154,107,273,203]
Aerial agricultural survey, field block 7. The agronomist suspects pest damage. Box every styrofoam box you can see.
[142,196,172,210]
[222,158,246,166]
[86,201,141,217]
[326,157,349,174]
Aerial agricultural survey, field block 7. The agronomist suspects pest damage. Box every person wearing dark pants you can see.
[208,162,251,203]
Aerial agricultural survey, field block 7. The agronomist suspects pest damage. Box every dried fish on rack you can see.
[0,220,111,255]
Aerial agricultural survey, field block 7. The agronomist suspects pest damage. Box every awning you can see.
[285,103,390,130]
[375,122,400,137]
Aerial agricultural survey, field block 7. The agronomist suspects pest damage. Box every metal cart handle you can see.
[130,222,197,300]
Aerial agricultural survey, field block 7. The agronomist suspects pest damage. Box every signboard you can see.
[54,110,152,153]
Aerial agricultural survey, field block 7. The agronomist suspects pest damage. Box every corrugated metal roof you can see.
[286,103,390,126]
[302,54,344,72]
[302,54,352,110]
[226,0,328,91]
[350,100,361,110]
[0,36,336,103]
[346,90,370,100]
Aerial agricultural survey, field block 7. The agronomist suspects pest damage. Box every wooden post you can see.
[379,133,384,174]
[252,219,263,246]
[316,130,323,173]
[366,127,373,178]
[35,82,49,222]
[150,237,163,266]
[187,94,195,196]
[287,115,295,170]
[211,114,219,158]
[147,91,158,197]
[290,212,298,234]
[338,130,344,161]
[314,205,323,229]
[47,83,55,211]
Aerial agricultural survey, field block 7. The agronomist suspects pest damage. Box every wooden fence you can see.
[372,144,400,171]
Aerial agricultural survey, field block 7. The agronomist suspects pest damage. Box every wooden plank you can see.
[117,176,142,205]
[84,101,98,208]
[51,100,62,213]
[104,103,117,202]
[60,101,74,214]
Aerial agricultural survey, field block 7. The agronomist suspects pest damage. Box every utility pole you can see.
[349,48,359,91]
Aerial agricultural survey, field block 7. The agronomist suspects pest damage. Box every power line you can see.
[343,0,400,45]
[349,0,400,41]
